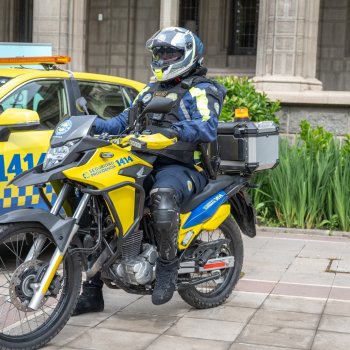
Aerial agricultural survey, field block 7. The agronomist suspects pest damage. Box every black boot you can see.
[72,283,104,316]
[152,257,178,305]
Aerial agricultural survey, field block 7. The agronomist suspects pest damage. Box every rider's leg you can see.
[150,164,207,305]
[150,187,180,305]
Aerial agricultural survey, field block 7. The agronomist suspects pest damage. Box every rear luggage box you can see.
[216,121,279,174]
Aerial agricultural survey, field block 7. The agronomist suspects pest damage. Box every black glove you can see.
[160,127,179,139]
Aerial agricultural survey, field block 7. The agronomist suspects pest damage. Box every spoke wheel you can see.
[0,223,81,350]
[178,217,243,309]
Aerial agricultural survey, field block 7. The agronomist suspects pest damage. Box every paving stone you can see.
[312,330,350,350]
[67,327,158,350]
[146,335,230,350]
[249,309,320,330]
[329,286,350,300]
[97,313,178,334]
[279,272,335,286]
[121,296,191,316]
[226,292,268,309]
[262,295,326,314]
[299,242,343,259]
[324,299,350,316]
[68,293,141,327]
[286,257,330,274]
[250,251,299,264]
[272,282,331,299]
[236,279,276,294]
[237,324,315,349]
[242,269,285,281]
[318,314,350,333]
[257,238,305,253]
[185,305,256,323]
[166,317,245,342]
[47,325,89,347]
[332,274,350,288]
[229,343,300,350]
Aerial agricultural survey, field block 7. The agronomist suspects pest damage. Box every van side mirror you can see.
[0,108,40,141]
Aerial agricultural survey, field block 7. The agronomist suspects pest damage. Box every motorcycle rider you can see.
[73,26,226,314]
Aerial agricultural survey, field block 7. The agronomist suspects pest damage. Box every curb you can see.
[257,225,350,238]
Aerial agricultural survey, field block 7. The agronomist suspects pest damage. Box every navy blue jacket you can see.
[94,77,226,144]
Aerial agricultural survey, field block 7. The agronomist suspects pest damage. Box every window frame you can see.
[76,80,139,119]
[228,0,260,56]
[0,78,70,128]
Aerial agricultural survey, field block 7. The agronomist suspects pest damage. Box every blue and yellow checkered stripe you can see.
[0,185,57,213]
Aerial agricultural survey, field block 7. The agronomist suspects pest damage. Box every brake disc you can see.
[9,260,47,312]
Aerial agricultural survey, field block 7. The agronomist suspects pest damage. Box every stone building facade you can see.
[1,0,350,135]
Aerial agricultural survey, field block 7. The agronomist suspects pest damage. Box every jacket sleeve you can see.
[94,108,129,135]
[93,85,152,135]
[171,82,226,143]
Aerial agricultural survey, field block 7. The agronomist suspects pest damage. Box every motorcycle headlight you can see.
[43,140,78,171]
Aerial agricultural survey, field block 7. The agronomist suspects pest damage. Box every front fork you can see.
[27,183,91,310]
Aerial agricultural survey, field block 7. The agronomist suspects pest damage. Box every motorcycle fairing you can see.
[63,144,153,234]
[182,190,227,229]
[178,204,230,250]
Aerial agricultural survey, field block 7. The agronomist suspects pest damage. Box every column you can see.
[253,0,322,92]
[32,0,86,71]
[160,0,179,28]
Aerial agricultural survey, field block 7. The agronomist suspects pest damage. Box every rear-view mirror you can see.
[0,108,40,141]
[0,108,40,127]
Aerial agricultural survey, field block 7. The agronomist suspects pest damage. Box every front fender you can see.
[229,191,256,238]
[0,208,76,251]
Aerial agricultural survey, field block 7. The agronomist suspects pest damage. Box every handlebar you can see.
[109,133,177,150]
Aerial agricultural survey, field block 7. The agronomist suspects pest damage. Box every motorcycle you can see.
[0,97,257,350]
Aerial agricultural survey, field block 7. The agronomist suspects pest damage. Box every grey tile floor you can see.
[43,230,350,350]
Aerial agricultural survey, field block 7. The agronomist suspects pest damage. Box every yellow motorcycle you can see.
[0,97,257,350]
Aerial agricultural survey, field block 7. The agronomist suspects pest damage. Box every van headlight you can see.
[43,140,78,170]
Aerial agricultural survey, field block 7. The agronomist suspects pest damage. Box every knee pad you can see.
[150,188,180,259]
[150,188,179,233]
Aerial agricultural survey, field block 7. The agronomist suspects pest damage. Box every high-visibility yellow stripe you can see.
[133,86,151,104]
[41,254,63,294]
[194,150,201,164]
[189,87,211,121]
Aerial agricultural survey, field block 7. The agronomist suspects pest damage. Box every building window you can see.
[15,0,33,42]
[179,0,200,34]
[229,0,259,55]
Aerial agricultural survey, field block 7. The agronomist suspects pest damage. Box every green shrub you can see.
[252,121,350,231]
[215,76,280,123]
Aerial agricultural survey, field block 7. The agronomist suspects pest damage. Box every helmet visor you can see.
[151,46,184,66]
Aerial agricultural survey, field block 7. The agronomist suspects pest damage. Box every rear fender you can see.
[229,190,256,238]
[0,208,76,251]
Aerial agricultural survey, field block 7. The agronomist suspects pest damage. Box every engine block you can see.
[114,244,157,285]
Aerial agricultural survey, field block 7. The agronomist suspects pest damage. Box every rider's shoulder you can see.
[189,79,226,100]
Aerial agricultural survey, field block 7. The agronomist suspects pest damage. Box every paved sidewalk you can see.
[44,230,350,350]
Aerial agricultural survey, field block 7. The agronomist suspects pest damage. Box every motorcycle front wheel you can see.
[0,223,81,350]
[178,216,243,309]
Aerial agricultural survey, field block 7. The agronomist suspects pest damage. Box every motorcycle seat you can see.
[180,175,234,213]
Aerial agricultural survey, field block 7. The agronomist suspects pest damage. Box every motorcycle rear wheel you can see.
[0,223,81,350]
[178,216,243,309]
